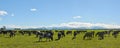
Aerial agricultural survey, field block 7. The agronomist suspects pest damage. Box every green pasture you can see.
[0,30,120,48]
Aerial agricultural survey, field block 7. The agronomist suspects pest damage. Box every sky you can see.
[0,0,120,28]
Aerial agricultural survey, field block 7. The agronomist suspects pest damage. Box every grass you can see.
[0,30,120,48]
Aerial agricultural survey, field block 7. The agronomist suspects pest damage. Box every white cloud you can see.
[0,25,43,29]
[73,16,82,19]
[47,22,120,29]
[30,8,37,12]
[1,22,120,29]
[0,10,8,16]
[48,22,93,28]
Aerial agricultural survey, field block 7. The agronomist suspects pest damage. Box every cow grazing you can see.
[112,31,120,38]
[56,31,62,40]
[1,30,8,35]
[38,31,54,42]
[83,32,94,40]
[9,30,15,38]
[72,31,77,40]
[60,30,65,37]
[66,31,72,35]
[19,30,25,35]
[96,32,105,40]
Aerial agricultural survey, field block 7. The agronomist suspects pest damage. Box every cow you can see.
[60,30,65,37]
[25,31,31,36]
[56,31,62,40]
[46,30,54,41]
[19,30,25,35]
[96,32,105,40]
[75,30,81,34]
[9,30,15,38]
[112,31,120,38]
[31,30,37,35]
[66,31,72,35]
[83,32,94,40]
[72,31,77,40]
[103,30,111,37]
[38,31,53,42]
[0,30,2,34]
[36,31,40,38]
[1,30,8,35]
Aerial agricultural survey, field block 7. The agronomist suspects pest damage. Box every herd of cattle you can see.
[0,30,120,41]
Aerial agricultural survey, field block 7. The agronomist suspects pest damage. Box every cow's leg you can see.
[39,37,42,41]
[49,37,51,42]
[14,33,15,37]
[51,37,53,41]
[73,35,76,39]
[114,35,117,38]
[58,36,61,40]
[83,36,86,40]
[101,36,104,40]
[46,37,48,42]
[9,34,11,38]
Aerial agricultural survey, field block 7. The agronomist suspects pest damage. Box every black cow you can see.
[96,32,105,40]
[1,30,8,35]
[0,31,2,34]
[19,31,25,35]
[60,30,65,37]
[103,30,111,37]
[26,31,31,36]
[91,31,95,37]
[55,30,65,38]
[36,31,40,37]
[55,30,59,32]
[38,31,53,42]
[72,31,77,40]
[112,31,119,38]
[83,32,94,40]
[66,31,72,35]
[76,30,81,34]
[46,30,54,40]
[9,30,15,37]
[31,31,37,35]
[57,31,62,40]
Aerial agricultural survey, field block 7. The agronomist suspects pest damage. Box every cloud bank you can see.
[1,22,120,29]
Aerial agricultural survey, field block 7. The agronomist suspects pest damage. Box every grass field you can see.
[0,30,120,48]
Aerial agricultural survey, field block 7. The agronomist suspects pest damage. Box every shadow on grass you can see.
[4,37,10,38]
[33,41,47,43]
[55,39,60,41]
[83,39,92,41]
[0,36,2,37]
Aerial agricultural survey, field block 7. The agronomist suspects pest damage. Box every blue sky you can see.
[0,0,120,28]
